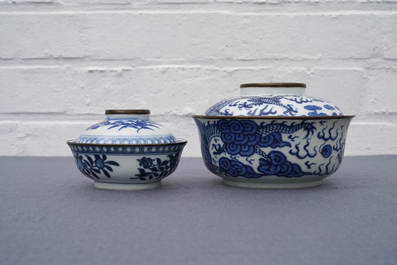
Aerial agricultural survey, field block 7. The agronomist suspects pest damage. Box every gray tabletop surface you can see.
[0,155,396,265]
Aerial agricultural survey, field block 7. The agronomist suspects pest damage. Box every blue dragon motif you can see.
[284,97,313,104]
[205,98,238,116]
[317,121,339,141]
[246,105,277,116]
[206,97,300,116]
[196,119,317,178]
[194,114,352,181]
[289,138,318,159]
[257,120,316,139]
[241,97,298,116]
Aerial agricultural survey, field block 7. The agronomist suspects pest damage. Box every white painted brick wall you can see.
[0,0,396,157]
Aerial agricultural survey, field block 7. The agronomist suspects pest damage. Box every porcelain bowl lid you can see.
[77,109,176,145]
[204,83,344,117]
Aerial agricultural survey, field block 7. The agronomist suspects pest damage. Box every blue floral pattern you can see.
[67,139,187,186]
[132,154,180,181]
[73,153,120,179]
[87,119,162,132]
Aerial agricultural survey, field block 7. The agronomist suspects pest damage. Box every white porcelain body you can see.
[67,139,187,190]
[77,113,176,145]
[193,116,353,189]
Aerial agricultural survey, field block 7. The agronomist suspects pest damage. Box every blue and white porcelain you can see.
[77,109,176,145]
[192,83,354,189]
[205,83,343,117]
[67,109,187,190]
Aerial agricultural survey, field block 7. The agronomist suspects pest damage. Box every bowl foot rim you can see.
[222,179,323,189]
[94,181,161,191]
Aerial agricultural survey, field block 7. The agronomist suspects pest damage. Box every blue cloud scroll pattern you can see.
[219,157,262,178]
[195,118,350,180]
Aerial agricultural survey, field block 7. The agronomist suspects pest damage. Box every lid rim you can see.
[105,109,150,115]
[240,83,306,88]
[192,115,355,120]
[67,138,188,147]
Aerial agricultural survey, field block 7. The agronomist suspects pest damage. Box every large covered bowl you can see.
[192,83,354,189]
[67,109,187,190]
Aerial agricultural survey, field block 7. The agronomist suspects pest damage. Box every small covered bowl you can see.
[192,83,354,189]
[67,109,187,190]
